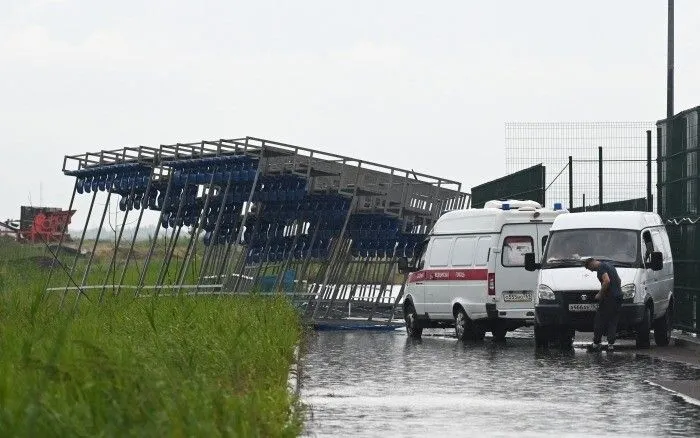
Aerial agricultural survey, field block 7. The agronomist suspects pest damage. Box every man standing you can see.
[584,257,623,352]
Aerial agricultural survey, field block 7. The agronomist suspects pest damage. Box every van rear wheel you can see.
[455,308,485,342]
[404,302,423,339]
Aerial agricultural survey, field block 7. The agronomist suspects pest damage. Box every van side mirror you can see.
[524,252,540,272]
[650,251,663,271]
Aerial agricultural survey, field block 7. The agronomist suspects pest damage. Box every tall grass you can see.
[0,240,304,437]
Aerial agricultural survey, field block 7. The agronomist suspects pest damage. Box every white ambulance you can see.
[398,200,568,341]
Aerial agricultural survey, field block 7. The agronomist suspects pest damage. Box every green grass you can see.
[0,239,304,437]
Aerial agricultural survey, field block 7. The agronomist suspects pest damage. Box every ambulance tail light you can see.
[487,273,496,295]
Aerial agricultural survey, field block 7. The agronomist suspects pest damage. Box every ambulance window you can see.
[502,236,534,267]
[452,237,476,266]
[541,236,548,255]
[475,236,491,266]
[428,237,453,267]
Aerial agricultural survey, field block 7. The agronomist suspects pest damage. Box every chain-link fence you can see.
[506,122,656,211]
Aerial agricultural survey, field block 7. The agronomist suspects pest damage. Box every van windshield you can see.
[542,229,639,269]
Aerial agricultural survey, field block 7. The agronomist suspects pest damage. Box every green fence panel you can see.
[569,197,649,213]
[658,105,700,334]
[471,164,545,209]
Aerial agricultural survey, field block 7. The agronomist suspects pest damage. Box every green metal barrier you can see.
[471,164,545,209]
[658,105,700,334]
[569,197,649,213]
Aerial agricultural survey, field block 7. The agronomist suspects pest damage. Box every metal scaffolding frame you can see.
[47,136,469,322]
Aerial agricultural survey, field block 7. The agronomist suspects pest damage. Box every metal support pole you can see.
[667,0,674,126]
[293,219,321,297]
[44,178,79,295]
[345,256,370,307]
[387,275,407,324]
[177,169,219,293]
[665,0,674,217]
[59,190,97,309]
[657,127,664,215]
[322,247,354,318]
[119,170,158,294]
[73,190,113,310]
[583,194,586,212]
[568,156,573,210]
[197,163,236,289]
[99,170,143,303]
[221,149,265,286]
[368,259,397,321]
[155,178,191,291]
[598,146,603,209]
[647,130,653,212]
[311,196,356,320]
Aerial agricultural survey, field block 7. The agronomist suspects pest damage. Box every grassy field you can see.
[0,238,304,437]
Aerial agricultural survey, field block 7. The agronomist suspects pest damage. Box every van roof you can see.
[431,206,566,235]
[550,211,664,231]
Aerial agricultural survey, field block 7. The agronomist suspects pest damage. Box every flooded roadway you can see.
[301,329,700,437]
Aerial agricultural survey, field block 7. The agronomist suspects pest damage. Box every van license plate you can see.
[568,303,598,312]
[503,292,532,302]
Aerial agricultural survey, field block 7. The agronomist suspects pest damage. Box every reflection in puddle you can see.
[301,330,700,437]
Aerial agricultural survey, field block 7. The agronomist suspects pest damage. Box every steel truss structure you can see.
[47,137,469,321]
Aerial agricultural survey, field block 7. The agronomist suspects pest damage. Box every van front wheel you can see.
[404,302,423,339]
[653,302,673,347]
[534,324,551,348]
[635,305,652,349]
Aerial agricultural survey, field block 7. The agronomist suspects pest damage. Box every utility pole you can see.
[667,0,674,123]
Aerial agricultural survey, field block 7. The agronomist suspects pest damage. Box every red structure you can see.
[4,207,76,243]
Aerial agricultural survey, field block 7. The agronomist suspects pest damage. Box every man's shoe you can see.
[587,343,602,352]
[606,344,615,353]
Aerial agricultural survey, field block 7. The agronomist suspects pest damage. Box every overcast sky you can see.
[1,0,699,227]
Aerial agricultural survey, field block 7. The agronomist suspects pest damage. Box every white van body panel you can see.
[536,267,644,302]
[539,211,674,318]
[407,200,568,325]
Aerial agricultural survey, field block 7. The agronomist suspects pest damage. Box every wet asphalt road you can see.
[301,329,700,437]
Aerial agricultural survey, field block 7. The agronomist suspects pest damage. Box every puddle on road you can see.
[301,330,700,437]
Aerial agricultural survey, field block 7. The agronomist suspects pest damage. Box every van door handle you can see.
[416,282,424,285]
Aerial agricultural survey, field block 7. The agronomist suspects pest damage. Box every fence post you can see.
[657,127,664,216]
[568,156,573,210]
[583,194,586,212]
[647,130,653,212]
[598,146,603,209]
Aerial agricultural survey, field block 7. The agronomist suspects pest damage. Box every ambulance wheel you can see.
[635,305,652,349]
[455,307,485,342]
[455,307,469,341]
[404,302,423,339]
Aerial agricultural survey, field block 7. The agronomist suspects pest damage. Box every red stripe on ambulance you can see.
[407,268,488,283]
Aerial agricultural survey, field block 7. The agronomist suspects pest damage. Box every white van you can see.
[525,211,674,349]
[398,199,568,341]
